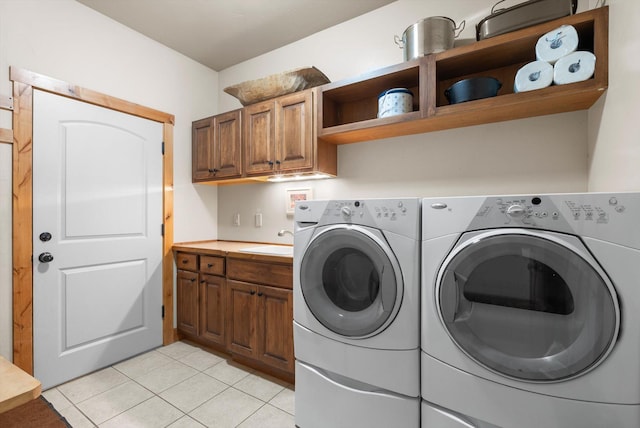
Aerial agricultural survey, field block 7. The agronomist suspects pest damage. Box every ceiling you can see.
[76,0,395,71]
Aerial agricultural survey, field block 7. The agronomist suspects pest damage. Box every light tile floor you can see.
[42,341,295,427]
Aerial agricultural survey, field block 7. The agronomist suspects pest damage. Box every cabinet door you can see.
[226,280,258,358]
[212,110,242,179]
[276,90,313,172]
[257,285,294,373]
[199,274,226,346]
[243,100,276,175]
[192,117,215,181]
[177,270,199,336]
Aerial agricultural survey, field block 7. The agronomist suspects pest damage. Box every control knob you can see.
[341,206,352,217]
[506,204,526,218]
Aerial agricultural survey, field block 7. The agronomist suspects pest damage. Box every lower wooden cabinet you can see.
[175,250,294,380]
[176,252,226,349]
[256,284,294,373]
[226,280,258,358]
[177,269,198,337]
[226,280,294,374]
[199,274,226,346]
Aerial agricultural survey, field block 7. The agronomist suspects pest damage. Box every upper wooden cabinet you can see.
[244,90,314,176]
[193,89,336,183]
[192,110,242,182]
[317,7,608,144]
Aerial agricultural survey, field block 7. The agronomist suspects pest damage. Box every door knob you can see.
[38,252,54,263]
[39,232,52,242]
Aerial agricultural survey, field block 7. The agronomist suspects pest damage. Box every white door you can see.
[33,90,163,389]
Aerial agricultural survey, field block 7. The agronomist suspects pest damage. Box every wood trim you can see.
[10,67,175,125]
[12,82,33,373]
[10,69,176,374]
[0,128,12,144]
[162,123,175,345]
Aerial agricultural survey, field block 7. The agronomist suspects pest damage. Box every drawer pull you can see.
[182,259,188,264]
[207,263,213,268]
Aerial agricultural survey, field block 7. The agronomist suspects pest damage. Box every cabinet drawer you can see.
[176,252,198,271]
[227,258,293,289]
[200,255,225,276]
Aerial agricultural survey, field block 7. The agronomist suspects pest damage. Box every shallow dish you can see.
[224,66,330,106]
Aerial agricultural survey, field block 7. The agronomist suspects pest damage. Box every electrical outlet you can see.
[233,213,240,226]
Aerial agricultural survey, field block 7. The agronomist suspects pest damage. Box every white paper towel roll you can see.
[553,51,596,85]
[514,60,554,93]
[536,25,579,64]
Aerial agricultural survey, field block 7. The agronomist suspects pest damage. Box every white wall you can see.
[0,0,219,360]
[216,0,596,244]
[1,0,630,361]
[587,0,640,190]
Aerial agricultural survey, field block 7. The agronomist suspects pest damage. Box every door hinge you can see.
[0,94,13,111]
[161,224,165,236]
[162,141,165,155]
[162,305,165,319]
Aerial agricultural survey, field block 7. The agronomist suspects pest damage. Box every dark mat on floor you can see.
[0,395,71,427]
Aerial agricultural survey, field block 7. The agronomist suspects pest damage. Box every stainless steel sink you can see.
[238,245,293,256]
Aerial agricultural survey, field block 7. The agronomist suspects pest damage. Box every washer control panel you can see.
[326,199,411,223]
[296,198,420,238]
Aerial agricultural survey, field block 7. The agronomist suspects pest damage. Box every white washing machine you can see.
[421,193,640,428]
[294,198,421,428]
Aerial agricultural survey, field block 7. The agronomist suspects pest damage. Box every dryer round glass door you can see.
[436,230,619,382]
[300,225,402,337]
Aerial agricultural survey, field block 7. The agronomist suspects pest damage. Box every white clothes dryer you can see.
[421,193,640,428]
[294,198,420,428]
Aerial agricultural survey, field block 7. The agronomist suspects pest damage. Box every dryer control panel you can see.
[423,192,640,249]
[474,195,628,229]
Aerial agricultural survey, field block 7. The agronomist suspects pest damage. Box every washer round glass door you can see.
[300,225,402,337]
[437,229,619,382]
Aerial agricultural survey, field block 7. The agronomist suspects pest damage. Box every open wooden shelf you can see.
[317,6,608,145]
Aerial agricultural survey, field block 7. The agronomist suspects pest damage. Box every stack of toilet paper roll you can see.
[514,25,596,93]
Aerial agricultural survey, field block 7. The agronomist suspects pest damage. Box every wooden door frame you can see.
[11,67,176,374]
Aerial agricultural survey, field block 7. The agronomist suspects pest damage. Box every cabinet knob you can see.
[207,263,213,268]
[190,278,196,282]
[257,292,264,297]
[267,161,274,166]
[250,290,256,295]
[275,160,281,165]
[208,168,218,174]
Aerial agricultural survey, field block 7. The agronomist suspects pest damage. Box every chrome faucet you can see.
[278,229,294,237]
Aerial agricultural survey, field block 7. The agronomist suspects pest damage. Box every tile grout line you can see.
[233,401,269,428]
[45,342,295,427]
